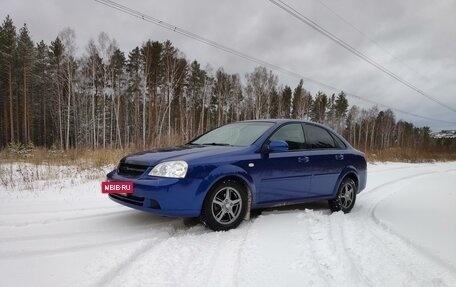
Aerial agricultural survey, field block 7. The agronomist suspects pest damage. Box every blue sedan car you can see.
[106,119,366,231]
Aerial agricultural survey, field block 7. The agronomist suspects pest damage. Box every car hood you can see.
[121,145,247,166]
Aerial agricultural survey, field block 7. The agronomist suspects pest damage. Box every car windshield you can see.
[190,122,274,147]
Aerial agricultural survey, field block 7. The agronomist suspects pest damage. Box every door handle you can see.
[335,154,344,160]
[298,156,310,163]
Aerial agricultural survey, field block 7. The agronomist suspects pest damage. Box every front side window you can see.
[269,123,306,150]
[304,124,337,149]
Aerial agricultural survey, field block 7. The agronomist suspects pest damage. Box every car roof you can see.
[239,119,317,125]
[240,118,345,136]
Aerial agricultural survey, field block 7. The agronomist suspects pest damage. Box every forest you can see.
[0,15,453,159]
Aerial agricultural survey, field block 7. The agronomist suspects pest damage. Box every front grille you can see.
[117,162,148,178]
[110,193,144,206]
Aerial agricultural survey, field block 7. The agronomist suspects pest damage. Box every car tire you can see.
[200,180,248,231]
[329,177,357,213]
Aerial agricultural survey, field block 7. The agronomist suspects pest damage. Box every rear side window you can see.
[269,123,306,150]
[331,132,347,148]
[304,124,338,149]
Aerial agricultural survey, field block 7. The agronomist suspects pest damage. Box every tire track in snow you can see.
[337,216,374,287]
[232,222,253,287]
[361,171,437,195]
[0,229,168,259]
[295,212,333,286]
[328,213,374,286]
[0,222,163,243]
[1,214,182,259]
[99,224,222,287]
[367,163,432,174]
[301,213,331,287]
[363,222,455,286]
[344,215,426,286]
[238,212,330,287]
[352,168,456,286]
[188,226,246,287]
[201,230,229,286]
[303,210,372,287]
[0,209,133,227]
[370,170,456,276]
[105,224,249,286]
[97,219,252,287]
[91,224,180,287]
[0,205,121,216]
[197,222,251,287]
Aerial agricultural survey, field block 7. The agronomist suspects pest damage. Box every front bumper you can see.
[106,170,205,217]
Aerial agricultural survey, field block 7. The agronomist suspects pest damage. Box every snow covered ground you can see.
[1,162,455,287]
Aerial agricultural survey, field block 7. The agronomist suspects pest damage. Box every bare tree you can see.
[59,28,76,149]
[245,67,277,119]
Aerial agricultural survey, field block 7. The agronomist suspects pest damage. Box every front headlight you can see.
[148,161,188,178]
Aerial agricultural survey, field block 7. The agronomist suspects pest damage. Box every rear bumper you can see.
[358,169,367,193]
[106,170,205,217]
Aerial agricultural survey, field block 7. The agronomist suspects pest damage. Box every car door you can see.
[303,123,347,196]
[256,123,312,204]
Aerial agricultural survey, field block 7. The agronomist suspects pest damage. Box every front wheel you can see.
[200,181,247,231]
[329,177,357,213]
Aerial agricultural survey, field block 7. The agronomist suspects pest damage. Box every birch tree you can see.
[59,28,76,149]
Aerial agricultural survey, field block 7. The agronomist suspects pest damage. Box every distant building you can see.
[431,130,456,139]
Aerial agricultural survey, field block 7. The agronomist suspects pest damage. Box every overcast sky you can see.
[2,0,455,130]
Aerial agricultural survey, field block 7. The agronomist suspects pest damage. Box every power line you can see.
[314,0,426,80]
[269,0,456,114]
[94,0,456,125]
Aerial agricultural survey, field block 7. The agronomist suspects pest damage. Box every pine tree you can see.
[49,37,64,149]
[0,20,5,146]
[141,40,163,142]
[334,91,348,134]
[127,47,142,147]
[16,24,35,144]
[0,16,17,145]
[280,85,292,118]
[33,40,52,146]
[186,60,206,137]
[291,79,303,119]
[311,91,327,123]
[269,87,279,118]
[213,68,230,126]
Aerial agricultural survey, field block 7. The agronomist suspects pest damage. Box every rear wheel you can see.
[200,181,247,231]
[329,177,357,213]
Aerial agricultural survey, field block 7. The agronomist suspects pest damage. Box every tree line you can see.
[0,16,448,152]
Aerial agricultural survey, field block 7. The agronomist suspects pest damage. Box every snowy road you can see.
[1,162,455,287]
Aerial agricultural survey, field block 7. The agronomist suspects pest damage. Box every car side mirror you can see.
[268,140,289,153]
